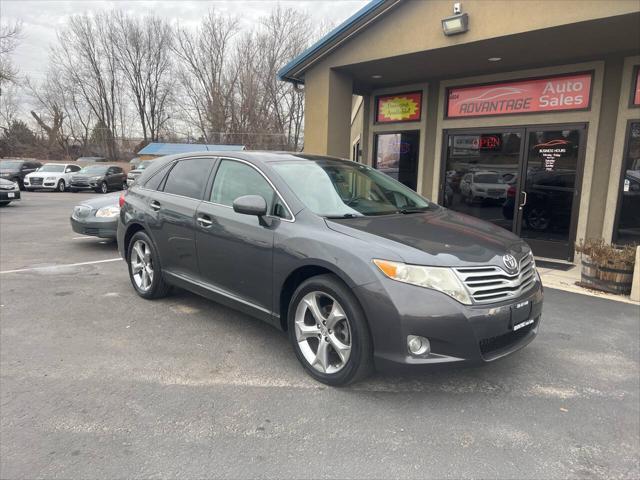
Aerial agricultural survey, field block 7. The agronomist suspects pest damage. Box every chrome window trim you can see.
[205,157,296,223]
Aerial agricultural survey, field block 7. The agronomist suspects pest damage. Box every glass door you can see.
[517,126,586,260]
[442,129,524,232]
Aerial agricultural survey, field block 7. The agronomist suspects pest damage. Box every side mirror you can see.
[233,195,267,217]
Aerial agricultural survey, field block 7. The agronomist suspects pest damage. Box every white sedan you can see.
[24,163,83,192]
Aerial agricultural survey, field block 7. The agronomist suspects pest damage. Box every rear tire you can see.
[127,230,171,299]
[288,274,373,386]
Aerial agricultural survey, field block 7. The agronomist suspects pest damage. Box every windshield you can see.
[80,165,108,174]
[272,160,431,217]
[0,160,22,169]
[38,164,65,173]
[474,173,503,184]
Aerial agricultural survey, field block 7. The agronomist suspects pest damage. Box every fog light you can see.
[407,335,430,356]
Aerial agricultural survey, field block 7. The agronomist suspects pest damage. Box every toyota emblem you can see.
[503,254,518,272]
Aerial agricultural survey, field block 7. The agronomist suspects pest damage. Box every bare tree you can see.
[0,20,22,95]
[173,10,239,143]
[53,14,122,159]
[111,12,173,143]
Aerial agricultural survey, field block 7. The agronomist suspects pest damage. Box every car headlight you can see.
[90,176,102,181]
[45,176,56,181]
[373,259,472,305]
[12,182,18,189]
[95,206,120,218]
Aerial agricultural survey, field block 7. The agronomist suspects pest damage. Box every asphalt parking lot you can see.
[1,191,639,479]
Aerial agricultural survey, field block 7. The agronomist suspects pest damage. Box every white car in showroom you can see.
[460,170,510,204]
[24,163,83,192]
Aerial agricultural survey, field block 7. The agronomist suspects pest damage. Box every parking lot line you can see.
[0,258,121,274]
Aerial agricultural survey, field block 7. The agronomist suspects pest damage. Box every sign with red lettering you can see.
[633,67,640,106]
[446,72,592,118]
[376,92,422,123]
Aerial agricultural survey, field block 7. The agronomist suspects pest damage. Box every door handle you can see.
[197,215,213,228]
[519,191,527,209]
[150,200,161,212]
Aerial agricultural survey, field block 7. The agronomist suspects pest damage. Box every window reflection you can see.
[615,121,640,245]
[443,132,521,231]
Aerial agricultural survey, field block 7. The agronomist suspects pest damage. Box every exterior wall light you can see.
[442,2,469,36]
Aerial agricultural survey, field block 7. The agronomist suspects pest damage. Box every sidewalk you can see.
[539,263,640,306]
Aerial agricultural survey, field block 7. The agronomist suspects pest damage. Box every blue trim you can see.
[277,0,386,84]
[138,143,245,155]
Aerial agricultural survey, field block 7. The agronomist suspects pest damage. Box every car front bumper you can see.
[0,190,20,201]
[70,183,100,191]
[70,215,117,238]
[355,276,543,372]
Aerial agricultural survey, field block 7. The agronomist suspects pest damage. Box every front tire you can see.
[57,179,66,192]
[288,274,373,386]
[98,181,108,194]
[127,231,171,299]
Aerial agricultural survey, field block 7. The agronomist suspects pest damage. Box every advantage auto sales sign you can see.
[447,72,592,118]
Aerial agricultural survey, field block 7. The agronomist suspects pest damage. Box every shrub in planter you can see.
[575,239,637,295]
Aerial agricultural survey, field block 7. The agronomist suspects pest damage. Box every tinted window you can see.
[211,160,276,212]
[163,158,213,199]
[144,165,171,190]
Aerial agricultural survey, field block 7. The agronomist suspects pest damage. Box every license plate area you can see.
[8,192,15,198]
[510,300,532,330]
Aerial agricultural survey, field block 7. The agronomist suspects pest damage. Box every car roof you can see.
[149,150,353,166]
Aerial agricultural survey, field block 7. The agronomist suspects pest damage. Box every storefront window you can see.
[614,121,640,245]
[442,131,522,231]
[374,131,419,190]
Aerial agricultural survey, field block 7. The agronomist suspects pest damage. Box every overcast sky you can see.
[2,0,368,82]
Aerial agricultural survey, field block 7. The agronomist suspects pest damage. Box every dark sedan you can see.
[70,165,126,193]
[0,178,21,206]
[70,193,120,238]
[117,152,542,386]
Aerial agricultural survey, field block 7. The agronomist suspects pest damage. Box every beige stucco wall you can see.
[602,55,640,242]
[301,0,638,77]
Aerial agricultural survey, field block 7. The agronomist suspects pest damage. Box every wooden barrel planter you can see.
[579,256,634,295]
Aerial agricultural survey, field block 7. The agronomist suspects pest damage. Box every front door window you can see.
[374,131,419,190]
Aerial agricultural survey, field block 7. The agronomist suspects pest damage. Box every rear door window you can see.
[163,158,215,200]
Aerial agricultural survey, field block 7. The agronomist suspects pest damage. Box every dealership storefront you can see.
[279,0,640,262]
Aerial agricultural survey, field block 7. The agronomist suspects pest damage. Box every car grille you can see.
[454,253,536,304]
[73,180,90,186]
[73,205,92,218]
[479,316,539,357]
[487,189,504,196]
[30,177,43,186]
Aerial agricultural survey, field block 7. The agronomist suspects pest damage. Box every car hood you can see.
[326,207,530,267]
[72,174,102,180]
[76,192,120,209]
[0,168,19,175]
[0,178,16,187]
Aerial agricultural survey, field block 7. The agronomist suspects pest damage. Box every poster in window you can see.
[375,92,422,123]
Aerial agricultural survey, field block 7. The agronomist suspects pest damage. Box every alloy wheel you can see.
[130,240,154,291]
[294,291,352,374]
[101,182,108,194]
[58,180,65,192]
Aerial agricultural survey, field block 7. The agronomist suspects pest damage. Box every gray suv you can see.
[117,152,543,386]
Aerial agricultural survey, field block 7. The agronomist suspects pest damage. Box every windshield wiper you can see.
[325,213,360,219]
[398,208,428,214]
